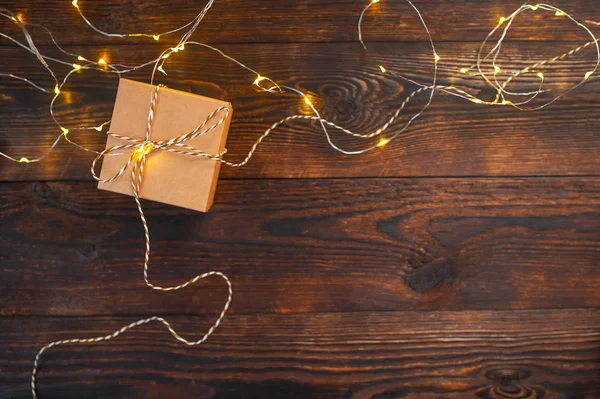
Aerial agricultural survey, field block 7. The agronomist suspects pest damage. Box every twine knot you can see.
[134,141,157,158]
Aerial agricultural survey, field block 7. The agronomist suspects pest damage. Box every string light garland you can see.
[0,1,599,397]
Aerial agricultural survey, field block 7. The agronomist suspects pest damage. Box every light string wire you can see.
[0,1,598,397]
[2,2,600,162]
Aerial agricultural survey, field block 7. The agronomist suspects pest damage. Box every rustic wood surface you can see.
[2,0,600,45]
[3,310,600,399]
[1,0,599,398]
[2,178,600,317]
[2,42,600,180]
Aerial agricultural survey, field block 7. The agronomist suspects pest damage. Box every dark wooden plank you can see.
[1,0,599,45]
[2,42,600,181]
[2,309,599,398]
[2,178,599,316]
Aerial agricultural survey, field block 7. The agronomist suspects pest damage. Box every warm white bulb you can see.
[253,75,265,85]
[377,138,390,148]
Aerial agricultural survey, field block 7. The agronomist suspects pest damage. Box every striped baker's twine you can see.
[32,85,233,399]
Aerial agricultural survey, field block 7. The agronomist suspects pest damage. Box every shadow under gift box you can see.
[98,78,233,212]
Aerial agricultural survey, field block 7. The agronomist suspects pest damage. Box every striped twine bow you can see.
[31,85,233,399]
[91,84,230,185]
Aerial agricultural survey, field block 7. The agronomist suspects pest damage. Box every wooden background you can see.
[1,0,600,398]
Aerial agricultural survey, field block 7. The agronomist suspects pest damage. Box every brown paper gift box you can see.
[98,78,233,212]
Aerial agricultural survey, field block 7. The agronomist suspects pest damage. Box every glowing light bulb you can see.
[98,58,107,65]
[555,10,565,16]
[304,96,312,106]
[72,0,78,8]
[530,5,539,11]
[585,71,594,80]
[472,98,483,104]
[494,65,501,74]
[77,56,86,61]
[537,72,544,80]
[379,65,387,73]
[434,52,440,63]
[153,35,160,41]
[19,157,30,163]
[499,17,506,24]
[54,85,60,95]
[72,64,82,70]
[460,67,469,74]
[61,127,69,136]
[372,0,380,3]
[377,138,390,148]
[178,44,185,51]
[94,125,104,131]
[502,99,513,105]
[11,16,17,22]
[253,75,265,85]
[158,65,167,75]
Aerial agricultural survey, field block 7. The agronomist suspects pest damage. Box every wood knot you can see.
[79,243,98,260]
[478,368,542,399]
[405,257,456,293]
[334,98,357,117]
[33,182,52,199]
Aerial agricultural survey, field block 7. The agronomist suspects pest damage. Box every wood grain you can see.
[1,0,600,45]
[2,1,600,397]
[2,309,599,398]
[2,178,599,317]
[2,42,600,181]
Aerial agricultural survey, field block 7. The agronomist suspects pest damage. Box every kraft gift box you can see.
[98,78,233,212]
